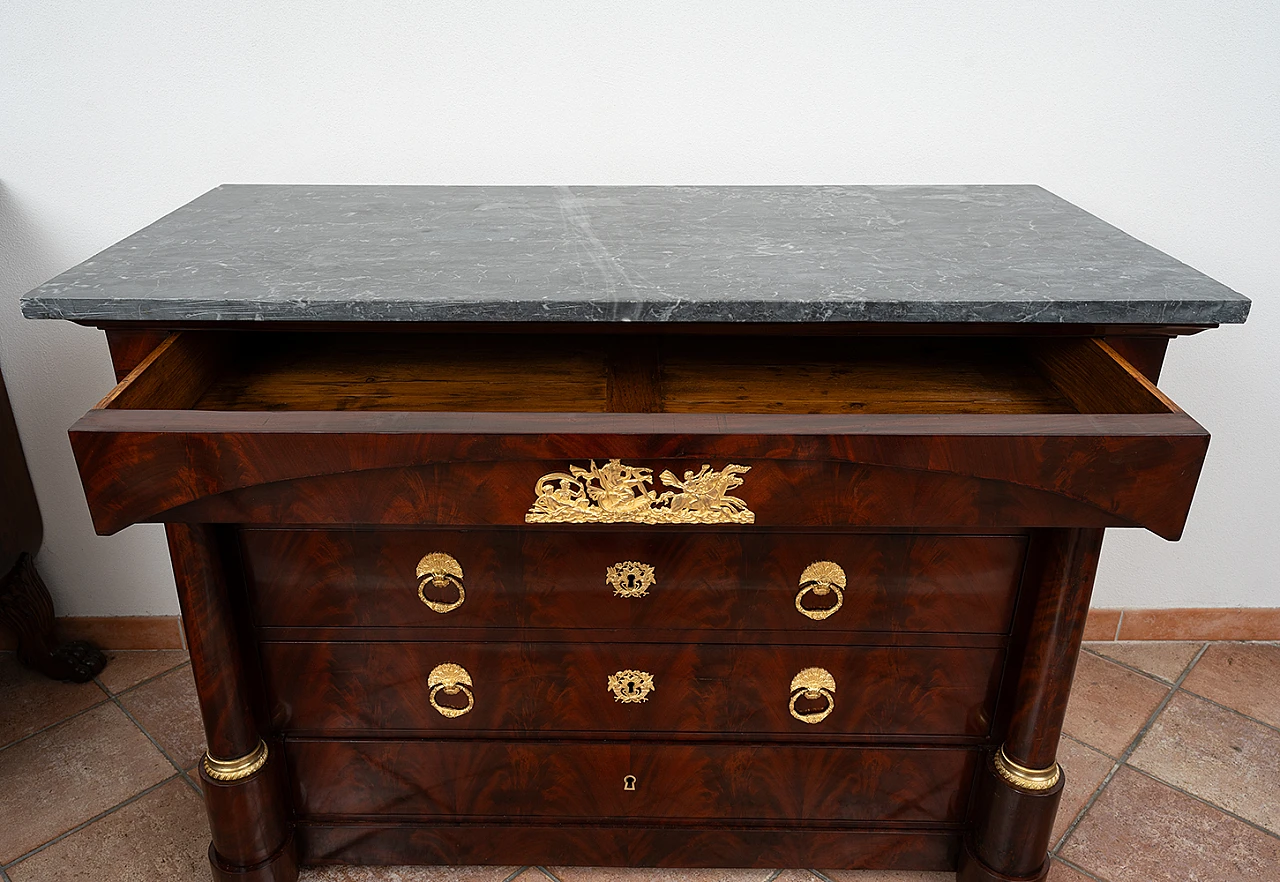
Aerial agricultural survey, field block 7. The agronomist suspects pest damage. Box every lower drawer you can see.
[299,822,959,871]
[261,641,1004,738]
[288,739,978,824]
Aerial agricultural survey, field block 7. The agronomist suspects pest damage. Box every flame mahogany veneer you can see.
[65,326,1218,882]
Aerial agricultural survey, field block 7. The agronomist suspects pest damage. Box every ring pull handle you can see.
[789,667,836,724]
[607,561,655,598]
[417,552,465,614]
[428,662,474,718]
[795,561,845,621]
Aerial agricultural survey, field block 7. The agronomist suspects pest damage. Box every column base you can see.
[957,837,1050,882]
[201,741,296,882]
[209,835,298,882]
[959,748,1064,881]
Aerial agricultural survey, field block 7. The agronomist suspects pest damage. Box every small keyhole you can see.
[623,775,637,791]
[626,574,636,588]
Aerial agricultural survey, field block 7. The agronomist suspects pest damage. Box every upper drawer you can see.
[243,529,1023,635]
[71,332,1208,538]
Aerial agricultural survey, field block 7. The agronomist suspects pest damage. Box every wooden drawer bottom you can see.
[299,821,960,871]
[288,739,979,825]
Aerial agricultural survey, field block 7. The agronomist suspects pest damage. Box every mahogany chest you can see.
[22,186,1250,882]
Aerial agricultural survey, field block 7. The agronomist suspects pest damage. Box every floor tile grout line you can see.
[1053,854,1110,881]
[103,688,202,792]
[1097,645,1280,844]
[0,866,10,882]
[1059,730,1124,764]
[1175,687,1280,737]
[0,653,192,756]
[501,868,531,882]
[1113,609,1124,640]
[0,771,183,870]
[95,657,192,700]
[1122,763,1280,844]
[0,691,116,755]
[1058,731,1106,755]
[762,871,783,882]
[535,867,563,882]
[809,871,838,882]
[1080,642,1203,688]
[1053,641,1209,855]
[1050,756,1123,856]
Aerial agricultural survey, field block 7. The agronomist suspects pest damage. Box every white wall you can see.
[1,2,1276,616]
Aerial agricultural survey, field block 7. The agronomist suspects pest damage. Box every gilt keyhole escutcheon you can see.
[608,669,656,703]
[623,775,637,791]
[606,562,656,598]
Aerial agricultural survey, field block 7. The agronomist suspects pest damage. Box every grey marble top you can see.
[21,185,1249,325]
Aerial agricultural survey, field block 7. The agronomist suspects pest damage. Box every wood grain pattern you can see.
[1102,336,1169,383]
[606,342,662,414]
[165,523,260,758]
[180,334,1108,416]
[196,334,610,413]
[260,641,1004,738]
[69,413,1210,539]
[105,329,171,381]
[287,739,979,823]
[961,756,1062,881]
[1026,338,1178,414]
[60,324,1224,879]
[297,821,959,870]
[200,747,294,869]
[661,338,1078,415]
[96,332,226,411]
[98,332,1186,417]
[166,523,297,882]
[1003,528,1105,769]
[242,529,1024,635]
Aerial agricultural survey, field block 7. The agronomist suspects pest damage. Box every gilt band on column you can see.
[992,743,1061,792]
[203,738,270,782]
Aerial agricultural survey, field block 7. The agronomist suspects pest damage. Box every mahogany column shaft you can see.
[166,523,259,759]
[1005,527,1104,769]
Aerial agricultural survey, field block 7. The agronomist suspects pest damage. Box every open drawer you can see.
[69,331,1209,537]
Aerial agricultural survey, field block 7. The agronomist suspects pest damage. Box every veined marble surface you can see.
[21,185,1250,325]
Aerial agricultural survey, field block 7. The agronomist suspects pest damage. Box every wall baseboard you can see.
[0,616,185,651]
[1,610,1276,651]
[1084,608,1280,641]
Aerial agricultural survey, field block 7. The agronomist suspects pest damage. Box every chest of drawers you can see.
[24,186,1249,882]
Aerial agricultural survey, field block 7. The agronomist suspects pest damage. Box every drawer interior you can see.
[99,331,1179,416]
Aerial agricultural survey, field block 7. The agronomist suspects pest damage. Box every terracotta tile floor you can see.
[2,642,1278,881]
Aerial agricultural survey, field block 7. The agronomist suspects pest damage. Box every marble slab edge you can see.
[18,296,1252,326]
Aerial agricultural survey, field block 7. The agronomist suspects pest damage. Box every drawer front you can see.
[261,641,1003,737]
[244,529,1023,634]
[298,823,959,872]
[288,739,977,824]
[76,335,1209,540]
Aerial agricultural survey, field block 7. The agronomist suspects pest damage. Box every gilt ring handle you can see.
[417,552,465,614]
[789,667,836,724]
[428,662,475,718]
[795,561,846,621]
